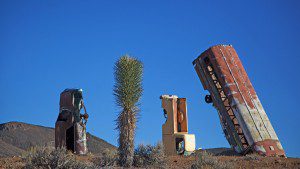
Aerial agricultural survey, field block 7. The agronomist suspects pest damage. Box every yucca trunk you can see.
[117,109,136,167]
[113,56,143,167]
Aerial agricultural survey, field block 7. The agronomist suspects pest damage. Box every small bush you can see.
[133,142,166,168]
[191,151,232,169]
[242,153,263,161]
[22,146,96,169]
[92,148,118,167]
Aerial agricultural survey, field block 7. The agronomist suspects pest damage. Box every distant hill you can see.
[0,122,116,157]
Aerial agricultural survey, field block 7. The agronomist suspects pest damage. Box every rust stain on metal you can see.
[193,45,285,157]
[55,89,89,155]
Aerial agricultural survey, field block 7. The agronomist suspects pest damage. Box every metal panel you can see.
[161,95,196,155]
[193,45,285,157]
[75,123,88,155]
[195,57,245,153]
[55,89,88,155]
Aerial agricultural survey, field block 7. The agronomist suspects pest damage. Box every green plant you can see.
[133,142,166,168]
[113,55,143,167]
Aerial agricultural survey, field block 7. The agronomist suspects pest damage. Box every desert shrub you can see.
[133,142,166,168]
[0,157,25,169]
[242,153,263,161]
[227,152,263,162]
[92,148,118,167]
[191,151,232,169]
[22,146,96,169]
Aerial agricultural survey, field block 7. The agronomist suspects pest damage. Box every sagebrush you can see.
[22,146,96,169]
[133,143,166,168]
[191,151,232,169]
[92,148,118,167]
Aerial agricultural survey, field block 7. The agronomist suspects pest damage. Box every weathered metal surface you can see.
[193,45,285,157]
[74,123,88,154]
[55,89,88,155]
[160,95,196,156]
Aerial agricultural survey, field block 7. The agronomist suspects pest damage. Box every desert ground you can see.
[1,122,299,169]
[1,154,300,169]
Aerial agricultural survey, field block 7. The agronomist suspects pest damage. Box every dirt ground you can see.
[1,155,300,169]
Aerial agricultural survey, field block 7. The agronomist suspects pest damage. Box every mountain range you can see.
[0,122,116,157]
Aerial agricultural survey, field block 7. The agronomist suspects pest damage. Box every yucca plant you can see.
[113,55,143,167]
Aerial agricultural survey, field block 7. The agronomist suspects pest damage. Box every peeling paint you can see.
[193,45,285,157]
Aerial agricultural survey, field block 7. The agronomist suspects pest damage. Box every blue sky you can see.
[1,0,299,157]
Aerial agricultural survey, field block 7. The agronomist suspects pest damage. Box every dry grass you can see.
[91,148,118,167]
[133,142,166,168]
[1,148,299,169]
[22,146,97,169]
[191,151,233,169]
